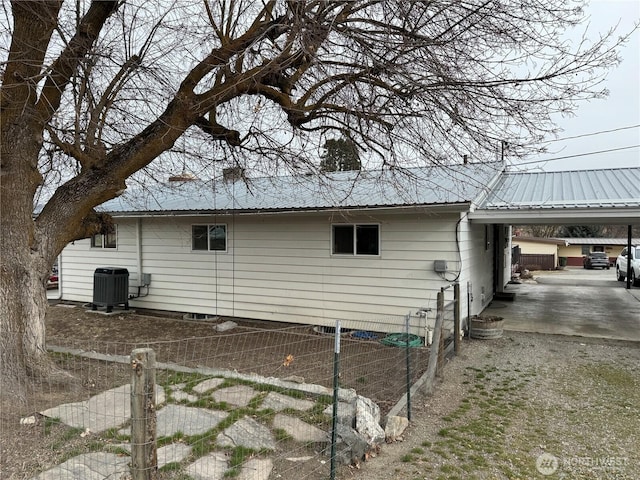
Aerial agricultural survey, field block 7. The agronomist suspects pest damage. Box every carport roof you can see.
[470,167,640,224]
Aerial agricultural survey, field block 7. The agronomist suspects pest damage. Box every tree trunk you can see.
[0,255,50,400]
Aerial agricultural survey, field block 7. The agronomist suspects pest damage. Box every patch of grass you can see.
[273,428,292,441]
[401,453,415,462]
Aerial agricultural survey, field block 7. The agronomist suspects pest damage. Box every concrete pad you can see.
[156,404,228,437]
[483,268,640,341]
[272,414,327,442]
[237,458,273,480]
[186,452,228,480]
[30,452,129,480]
[40,384,165,433]
[216,417,276,451]
[212,385,257,407]
[261,392,315,412]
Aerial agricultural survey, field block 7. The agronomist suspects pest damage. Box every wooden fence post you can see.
[131,348,157,480]
[423,290,445,395]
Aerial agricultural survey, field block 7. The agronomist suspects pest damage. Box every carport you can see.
[469,167,640,340]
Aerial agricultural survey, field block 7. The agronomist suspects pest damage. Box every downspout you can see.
[136,218,143,287]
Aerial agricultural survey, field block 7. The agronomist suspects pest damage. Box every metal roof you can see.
[99,162,503,215]
[479,167,640,210]
[558,238,640,246]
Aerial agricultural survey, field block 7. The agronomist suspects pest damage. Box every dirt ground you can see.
[2,303,639,479]
[1,303,428,480]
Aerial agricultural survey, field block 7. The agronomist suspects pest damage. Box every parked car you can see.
[583,251,610,269]
[47,265,59,289]
[616,246,640,286]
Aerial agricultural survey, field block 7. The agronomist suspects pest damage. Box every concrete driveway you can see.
[482,267,640,342]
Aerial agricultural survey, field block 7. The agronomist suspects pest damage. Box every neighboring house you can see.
[557,238,640,267]
[511,236,568,270]
[56,163,512,332]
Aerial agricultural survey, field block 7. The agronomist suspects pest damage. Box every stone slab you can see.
[237,458,273,480]
[157,404,229,437]
[30,452,129,480]
[193,377,225,394]
[216,417,276,451]
[212,385,257,407]
[273,414,327,443]
[40,384,165,433]
[186,452,228,480]
[158,443,192,468]
[261,392,315,412]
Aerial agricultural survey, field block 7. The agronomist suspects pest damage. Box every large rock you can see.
[323,401,356,427]
[323,424,368,466]
[355,396,385,447]
[384,416,409,442]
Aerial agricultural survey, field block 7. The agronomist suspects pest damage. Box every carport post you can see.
[627,225,632,290]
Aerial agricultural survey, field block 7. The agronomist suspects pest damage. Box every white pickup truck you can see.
[616,245,640,286]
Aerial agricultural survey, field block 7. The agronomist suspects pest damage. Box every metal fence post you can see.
[437,289,445,376]
[405,312,412,421]
[330,321,341,480]
[131,348,157,480]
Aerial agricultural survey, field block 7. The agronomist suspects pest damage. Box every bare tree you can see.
[0,0,631,397]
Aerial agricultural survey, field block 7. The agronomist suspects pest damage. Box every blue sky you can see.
[518,0,640,172]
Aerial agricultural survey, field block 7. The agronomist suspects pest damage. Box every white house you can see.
[55,164,640,331]
[56,162,512,331]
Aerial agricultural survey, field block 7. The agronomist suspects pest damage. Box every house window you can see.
[91,226,117,249]
[332,224,379,255]
[581,245,590,255]
[192,225,227,251]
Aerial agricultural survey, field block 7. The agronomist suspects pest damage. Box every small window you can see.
[192,224,226,251]
[91,226,117,249]
[581,245,590,255]
[332,224,379,256]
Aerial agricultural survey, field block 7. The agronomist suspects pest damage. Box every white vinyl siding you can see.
[59,209,483,328]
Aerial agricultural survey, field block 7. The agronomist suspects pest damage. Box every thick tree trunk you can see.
[0,254,51,401]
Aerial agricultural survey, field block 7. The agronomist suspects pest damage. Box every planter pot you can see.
[469,315,504,340]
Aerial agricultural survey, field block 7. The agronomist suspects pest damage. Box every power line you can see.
[538,124,640,144]
[516,144,640,166]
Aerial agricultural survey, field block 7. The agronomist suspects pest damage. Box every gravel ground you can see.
[345,331,640,480]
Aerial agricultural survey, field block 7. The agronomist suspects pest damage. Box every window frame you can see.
[331,223,380,256]
[191,224,228,252]
[91,225,117,249]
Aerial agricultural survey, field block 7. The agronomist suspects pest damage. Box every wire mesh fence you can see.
[4,289,460,480]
